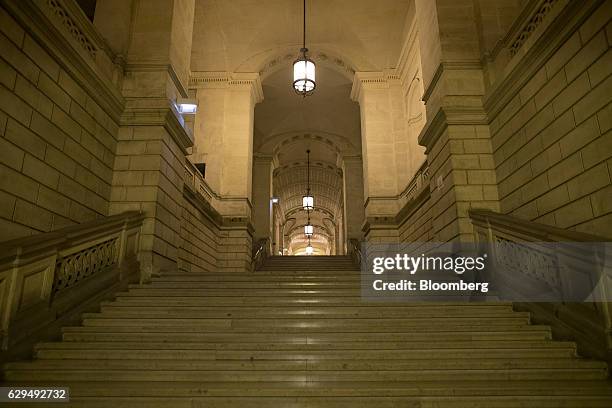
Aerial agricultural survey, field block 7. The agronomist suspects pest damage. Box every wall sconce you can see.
[271,197,279,204]
[176,98,198,114]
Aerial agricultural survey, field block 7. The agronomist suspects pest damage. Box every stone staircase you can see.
[2,255,612,407]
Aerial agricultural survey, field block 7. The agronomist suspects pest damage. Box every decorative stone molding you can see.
[421,60,483,104]
[350,70,401,102]
[258,49,356,81]
[190,71,264,104]
[125,62,189,98]
[508,0,560,57]
[120,99,194,153]
[45,0,97,58]
[418,106,488,154]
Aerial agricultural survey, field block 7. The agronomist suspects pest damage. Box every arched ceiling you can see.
[191,0,413,73]
[274,163,343,219]
[254,64,361,162]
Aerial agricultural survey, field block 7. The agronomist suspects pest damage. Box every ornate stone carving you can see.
[509,0,559,57]
[493,237,560,288]
[45,0,97,58]
[53,238,119,293]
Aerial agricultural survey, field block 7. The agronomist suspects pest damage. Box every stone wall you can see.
[398,196,434,242]
[179,197,219,273]
[488,0,612,238]
[0,4,119,242]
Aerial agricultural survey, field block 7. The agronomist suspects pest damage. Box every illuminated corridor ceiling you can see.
[191,0,413,74]
[190,1,413,254]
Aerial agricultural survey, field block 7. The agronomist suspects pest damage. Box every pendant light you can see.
[304,214,313,237]
[305,237,314,255]
[302,149,314,210]
[293,0,316,97]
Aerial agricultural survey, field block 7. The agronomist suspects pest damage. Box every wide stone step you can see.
[5,358,606,373]
[3,395,610,408]
[4,367,607,382]
[143,281,361,289]
[39,339,576,351]
[78,316,535,332]
[111,295,511,307]
[2,380,610,397]
[154,274,363,282]
[98,304,520,318]
[61,329,552,343]
[80,313,530,323]
[34,346,577,361]
[125,288,365,296]
[4,396,612,408]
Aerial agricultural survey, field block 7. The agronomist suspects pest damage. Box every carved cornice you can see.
[120,100,194,153]
[350,70,400,102]
[421,60,483,104]
[124,62,188,98]
[190,71,264,104]
[418,106,488,153]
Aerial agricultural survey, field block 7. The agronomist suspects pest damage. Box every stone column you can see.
[190,72,264,270]
[415,0,500,242]
[342,156,366,242]
[108,0,195,278]
[351,72,407,243]
[252,155,273,243]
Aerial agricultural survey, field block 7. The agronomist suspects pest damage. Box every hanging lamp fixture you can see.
[302,150,314,210]
[304,213,313,237]
[305,236,314,255]
[293,0,316,97]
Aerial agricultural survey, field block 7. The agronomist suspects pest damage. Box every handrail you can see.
[252,238,270,271]
[469,209,612,362]
[348,238,362,267]
[398,161,430,205]
[0,211,144,360]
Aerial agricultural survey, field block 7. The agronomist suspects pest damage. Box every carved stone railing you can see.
[183,160,221,211]
[348,238,362,267]
[470,209,612,363]
[252,238,270,271]
[398,161,430,209]
[0,211,144,362]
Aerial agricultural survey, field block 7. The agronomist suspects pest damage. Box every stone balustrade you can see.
[0,211,144,361]
[470,209,612,363]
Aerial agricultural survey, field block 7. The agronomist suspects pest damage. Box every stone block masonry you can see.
[0,5,118,242]
[490,0,612,238]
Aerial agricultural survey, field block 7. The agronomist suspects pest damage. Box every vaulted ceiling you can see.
[191,0,413,73]
[190,0,413,254]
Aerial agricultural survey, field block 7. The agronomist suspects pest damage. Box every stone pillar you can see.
[252,155,273,243]
[190,72,264,270]
[342,156,366,242]
[415,0,500,242]
[108,0,196,278]
[351,72,407,243]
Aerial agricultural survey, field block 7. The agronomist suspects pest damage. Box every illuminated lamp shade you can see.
[304,224,313,236]
[305,245,314,255]
[302,195,314,211]
[293,54,316,96]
